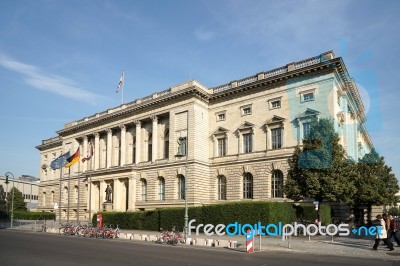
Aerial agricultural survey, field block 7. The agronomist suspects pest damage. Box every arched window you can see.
[141,179,147,201]
[158,177,165,201]
[178,175,185,200]
[243,173,253,199]
[217,175,227,200]
[271,170,284,198]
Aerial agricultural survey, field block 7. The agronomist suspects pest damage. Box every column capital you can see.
[134,120,141,126]
[94,132,100,138]
[150,115,158,122]
[120,124,126,131]
[106,128,113,134]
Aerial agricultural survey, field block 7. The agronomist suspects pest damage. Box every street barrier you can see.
[246,230,254,253]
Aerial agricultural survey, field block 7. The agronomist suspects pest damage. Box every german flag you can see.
[65,148,80,168]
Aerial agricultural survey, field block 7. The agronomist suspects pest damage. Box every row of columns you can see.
[80,116,162,172]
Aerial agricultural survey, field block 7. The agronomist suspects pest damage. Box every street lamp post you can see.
[175,155,188,241]
[175,112,189,242]
[5,172,15,229]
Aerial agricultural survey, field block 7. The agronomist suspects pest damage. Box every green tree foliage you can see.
[349,149,399,222]
[6,187,27,211]
[0,185,6,212]
[284,118,356,207]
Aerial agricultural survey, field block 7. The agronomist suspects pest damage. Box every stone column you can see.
[106,129,112,168]
[94,133,100,170]
[100,180,107,205]
[113,178,120,211]
[120,125,126,166]
[134,121,141,164]
[128,176,136,211]
[151,115,158,162]
[92,182,99,212]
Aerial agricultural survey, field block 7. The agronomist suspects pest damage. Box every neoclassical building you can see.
[36,51,373,221]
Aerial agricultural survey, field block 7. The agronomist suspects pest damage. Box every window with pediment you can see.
[295,109,320,142]
[212,127,229,157]
[265,116,285,150]
[236,122,255,154]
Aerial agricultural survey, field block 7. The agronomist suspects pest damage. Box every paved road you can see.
[0,230,399,266]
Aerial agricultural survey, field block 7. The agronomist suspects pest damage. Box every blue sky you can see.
[0,0,399,180]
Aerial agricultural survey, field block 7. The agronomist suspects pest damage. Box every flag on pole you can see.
[82,141,94,163]
[116,71,124,93]
[50,151,71,170]
[65,148,80,168]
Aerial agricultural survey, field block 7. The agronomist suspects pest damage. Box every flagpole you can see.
[59,166,62,225]
[67,167,70,224]
[121,70,125,105]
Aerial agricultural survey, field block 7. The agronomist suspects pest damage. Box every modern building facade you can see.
[36,51,373,221]
[0,175,39,210]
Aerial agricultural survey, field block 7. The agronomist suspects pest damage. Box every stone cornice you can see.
[35,136,62,151]
[56,86,210,136]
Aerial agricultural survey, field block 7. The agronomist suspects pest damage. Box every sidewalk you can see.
[118,229,400,261]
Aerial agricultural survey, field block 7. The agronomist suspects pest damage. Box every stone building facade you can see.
[36,51,373,221]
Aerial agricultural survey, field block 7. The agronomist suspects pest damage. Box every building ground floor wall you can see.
[37,155,382,225]
[37,155,293,221]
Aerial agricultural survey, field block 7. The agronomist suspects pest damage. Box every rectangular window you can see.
[303,122,311,138]
[271,100,281,109]
[271,128,282,149]
[243,133,253,153]
[242,107,252,115]
[218,138,227,156]
[303,92,314,102]
[217,113,225,121]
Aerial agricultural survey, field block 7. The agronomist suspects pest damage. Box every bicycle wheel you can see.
[59,227,65,235]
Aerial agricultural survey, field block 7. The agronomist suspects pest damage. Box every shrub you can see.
[93,201,331,230]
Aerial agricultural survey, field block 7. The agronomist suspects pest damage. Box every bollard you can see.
[246,229,254,253]
[228,240,237,249]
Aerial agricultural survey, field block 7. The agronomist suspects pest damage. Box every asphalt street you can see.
[0,230,398,266]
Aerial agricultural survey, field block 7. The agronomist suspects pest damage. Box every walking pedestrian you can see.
[373,214,394,251]
[387,215,400,246]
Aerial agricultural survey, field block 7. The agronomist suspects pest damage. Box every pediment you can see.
[236,121,255,131]
[212,126,229,135]
[265,115,285,125]
[296,108,320,119]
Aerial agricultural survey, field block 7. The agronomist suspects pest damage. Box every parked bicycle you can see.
[156,227,185,245]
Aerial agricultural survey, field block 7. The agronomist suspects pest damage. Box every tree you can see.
[284,118,356,222]
[0,185,6,212]
[348,149,399,225]
[6,187,27,211]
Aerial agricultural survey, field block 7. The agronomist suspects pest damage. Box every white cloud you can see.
[0,53,106,104]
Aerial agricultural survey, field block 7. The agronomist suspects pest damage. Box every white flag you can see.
[116,71,124,93]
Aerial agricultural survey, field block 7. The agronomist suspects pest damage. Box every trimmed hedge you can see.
[93,202,331,231]
[13,211,55,220]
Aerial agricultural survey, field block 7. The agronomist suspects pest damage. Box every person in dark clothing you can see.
[387,215,400,246]
[373,214,394,251]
